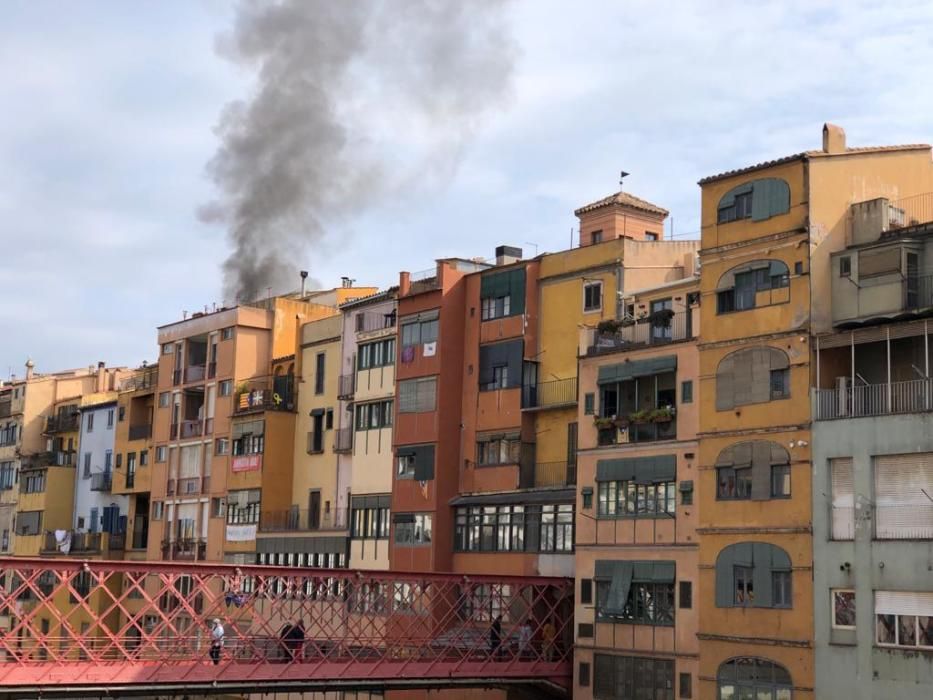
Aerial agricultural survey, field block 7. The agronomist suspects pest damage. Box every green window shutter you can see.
[716,355,735,410]
[750,442,773,501]
[752,542,775,608]
[597,455,676,484]
[595,560,633,615]
[597,356,677,385]
[715,546,734,607]
[510,268,526,315]
[751,178,790,221]
[413,445,435,481]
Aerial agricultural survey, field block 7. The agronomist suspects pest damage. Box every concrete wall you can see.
[75,400,128,531]
[813,413,933,699]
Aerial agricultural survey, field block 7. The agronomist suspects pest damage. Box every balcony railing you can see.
[117,367,158,391]
[904,273,933,312]
[595,412,678,445]
[585,310,693,356]
[534,461,577,488]
[334,427,353,453]
[185,364,206,383]
[337,373,355,399]
[887,192,933,230]
[814,378,933,420]
[20,452,55,470]
[176,477,205,496]
[45,414,79,434]
[171,420,203,439]
[234,387,295,414]
[258,508,348,533]
[41,531,103,554]
[407,268,440,295]
[128,424,152,441]
[522,377,578,409]
[161,539,206,561]
[90,472,112,492]
[356,310,397,333]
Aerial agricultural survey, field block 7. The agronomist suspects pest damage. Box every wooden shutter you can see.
[874,453,933,539]
[831,458,854,540]
[714,545,735,607]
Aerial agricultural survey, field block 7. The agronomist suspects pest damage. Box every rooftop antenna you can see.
[619,170,630,191]
[524,241,539,257]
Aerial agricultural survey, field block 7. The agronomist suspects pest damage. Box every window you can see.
[221,327,234,341]
[325,408,333,430]
[15,511,41,536]
[1,529,8,551]
[581,579,593,605]
[770,464,791,498]
[591,230,603,244]
[355,400,393,430]
[159,392,170,408]
[107,409,114,428]
[118,406,125,422]
[211,497,226,518]
[597,480,676,518]
[831,589,856,629]
[219,380,232,397]
[358,338,396,370]
[454,504,573,553]
[478,339,522,392]
[679,581,693,610]
[583,281,603,312]
[479,268,524,320]
[400,316,439,348]
[875,591,933,650]
[155,446,167,463]
[105,451,113,471]
[715,542,792,609]
[86,412,94,432]
[0,462,14,490]
[859,247,901,278]
[396,445,434,481]
[215,438,230,455]
[233,431,264,456]
[350,497,391,539]
[717,658,792,700]
[139,449,148,466]
[794,261,803,275]
[83,452,91,477]
[716,347,790,410]
[680,381,693,403]
[716,178,790,224]
[645,232,659,241]
[839,256,851,277]
[579,662,591,688]
[226,489,261,524]
[596,579,675,626]
[476,434,521,466]
[584,392,595,415]
[679,672,692,699]
[597,363,677,444]
[22,471,46,494]
[152,502,163,520]
[716,260,790,314]
[393,513,432,546]
[874,453,933,539]
[397,453,415,479]
[398,377,437,413]
[594,654,673,700]
[680,482,693,506]
[162,343,173,355]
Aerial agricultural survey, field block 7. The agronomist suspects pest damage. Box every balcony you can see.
[407,268,440,295]
[334,427,353,453]
[584,310,694,356]
[44,414,79,434]
[175,477,207,496]
[184,364,206,384]
[522,377,578,410]
[337,373,355,400]
[54,450,75,467]
[594,409,677,446]
[128,424,152,441]
[258,507,348,533]
[356,309,397,333]
[170,420,203,439]
[814,378,933,420]
[20,452,55,470]
[234,386,295,414]
[161,539,206,561]
[118,366,158,391]
[0,401,11,419]
[533,461,577,488]
[90,472,112,492]
[41,531,102,555]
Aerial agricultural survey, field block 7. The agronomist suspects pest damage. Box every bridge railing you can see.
[0,557,573,692]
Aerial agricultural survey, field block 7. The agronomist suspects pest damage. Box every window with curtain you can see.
[715,441,790,501]
[715,542,792,609]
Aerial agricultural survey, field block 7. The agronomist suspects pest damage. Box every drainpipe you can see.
[615,262,624,320]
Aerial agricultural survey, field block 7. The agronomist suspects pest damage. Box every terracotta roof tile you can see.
[698,144,931,185]
[574,191,669,217]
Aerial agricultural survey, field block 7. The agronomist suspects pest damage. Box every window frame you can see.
[583,281,603,313]
[596,580,675,627]
[832,589,856,630]
[596,479,676,518]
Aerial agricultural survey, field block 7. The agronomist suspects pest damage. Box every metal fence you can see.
[814,378,933,419]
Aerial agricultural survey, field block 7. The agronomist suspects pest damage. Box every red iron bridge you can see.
[0,558,573,697]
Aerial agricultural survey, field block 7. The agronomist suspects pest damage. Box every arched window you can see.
[716,260,789,314]
[715,543,792,609]
[716,441,791,500]
[716,347,789,411]
[717,178,790,224]
[717,657,792,699]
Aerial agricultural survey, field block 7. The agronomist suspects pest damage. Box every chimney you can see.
[300,270,308,297]
[24,359,35,381]
[495,245,522,266]
[97,361,107,392]
[823,123,846,154]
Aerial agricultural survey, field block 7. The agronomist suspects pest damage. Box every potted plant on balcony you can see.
[593,416,615,430]
[647,307,675,328]
[628,408,653,424]
[597,319,623,334]
[649,406,676,423]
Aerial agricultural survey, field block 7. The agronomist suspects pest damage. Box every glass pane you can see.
[756,690,773,700]
[899,615,917,646]
[775,691,791,700]
[877,614,896,644]
[919,616,933,647]
[719,685,736,700]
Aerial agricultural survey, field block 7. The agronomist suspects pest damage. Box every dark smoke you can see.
[200,0,516,303]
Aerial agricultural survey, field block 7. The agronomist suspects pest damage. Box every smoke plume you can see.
[200,0,516,303]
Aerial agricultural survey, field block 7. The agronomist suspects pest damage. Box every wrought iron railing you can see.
[887,192,933,230]
[522,377,577,409]
[259,508,349,533]
[90,472,112,492]
[586,309,693,356]
[184,365,206,383]
[44,414,79,434]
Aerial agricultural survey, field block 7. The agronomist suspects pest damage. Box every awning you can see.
[597,356,677,384]
[594,559,676,614]
[450,487,574,507]
[596,455,676,484]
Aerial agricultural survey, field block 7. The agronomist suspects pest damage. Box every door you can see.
[650,298,673,342]
[309,491,321,530]
[566,422,578,485]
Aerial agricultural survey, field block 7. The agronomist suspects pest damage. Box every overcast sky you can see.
[3,0,933,377]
